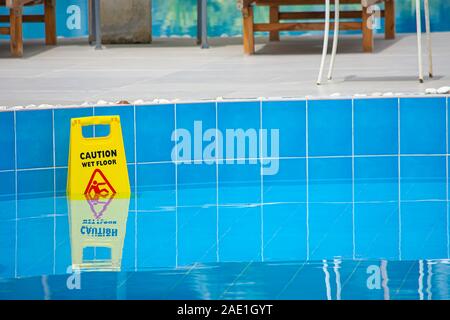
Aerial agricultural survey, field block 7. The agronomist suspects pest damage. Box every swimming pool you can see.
[0,96,449,299]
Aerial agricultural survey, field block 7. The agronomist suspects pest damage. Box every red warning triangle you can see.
[84,169,116,198]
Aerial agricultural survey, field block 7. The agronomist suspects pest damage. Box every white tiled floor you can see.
[0,32,449,107]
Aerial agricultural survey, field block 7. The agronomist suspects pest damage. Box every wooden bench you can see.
[0,0,56,57]
[238,0,395,54]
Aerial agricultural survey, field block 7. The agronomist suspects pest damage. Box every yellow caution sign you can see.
[67,116,130,199]
[68,196,130,271]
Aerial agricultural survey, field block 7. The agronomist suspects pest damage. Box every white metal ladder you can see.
[316,0,433,84]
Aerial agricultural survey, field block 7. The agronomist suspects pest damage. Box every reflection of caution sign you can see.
[68,196,130,271]
[67,116,130,199]
[85,193,115,220]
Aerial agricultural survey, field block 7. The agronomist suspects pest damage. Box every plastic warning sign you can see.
[67,116,130,199]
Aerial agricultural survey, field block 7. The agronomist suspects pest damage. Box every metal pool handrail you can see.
[317,0,434,84]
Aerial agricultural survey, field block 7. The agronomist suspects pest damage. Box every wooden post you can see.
[243,5,255,54]
[362,4,373,52]
[197,0,202,45]
[9,6,23,57]
[269,5,280,41]
[44,0,57,45]
[384,0,395,39]
[88,0,95,44]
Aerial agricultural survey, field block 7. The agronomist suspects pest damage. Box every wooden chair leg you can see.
[269,6,280,41]
[44,0,57,45]
[362,4,374,52]
[385,0,395,39]
[10,7,23,58]
[243,5,255,55]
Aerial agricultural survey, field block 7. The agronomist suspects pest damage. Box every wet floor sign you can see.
[67,116,130,199]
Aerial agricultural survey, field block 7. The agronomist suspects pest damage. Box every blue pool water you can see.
[0,194,449,299]
[1,96,450,299]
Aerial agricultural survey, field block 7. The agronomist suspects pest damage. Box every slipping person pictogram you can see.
[84,168,116,198]
[84,169,117,219]
[88,180,109,197]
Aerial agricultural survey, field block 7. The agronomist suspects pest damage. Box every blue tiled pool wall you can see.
[2,97,450,201]
[1,96,450,279]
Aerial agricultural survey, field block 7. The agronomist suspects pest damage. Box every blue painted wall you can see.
[1,0,449,40]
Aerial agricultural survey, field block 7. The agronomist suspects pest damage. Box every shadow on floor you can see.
[344,74,443,82]
[0,34,402,58]
[0,42,57,59]
[255,34,401,55]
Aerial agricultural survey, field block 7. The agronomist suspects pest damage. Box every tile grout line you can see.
[174,103,178,268]
[398,97,402,261]
[134,104,138,272]
[3,153,450,175]
[447,97,449,259]
[215,101,219,262]
[352,99,355,260]
[4,166,67,172]
[14,110,18,279]
[92,106,96,137]
[305,98,309,261]
[127,198,450,212]
[259,98,264,262]
[52,109,56,275]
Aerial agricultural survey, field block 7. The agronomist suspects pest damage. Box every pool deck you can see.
[0,32,449,107]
